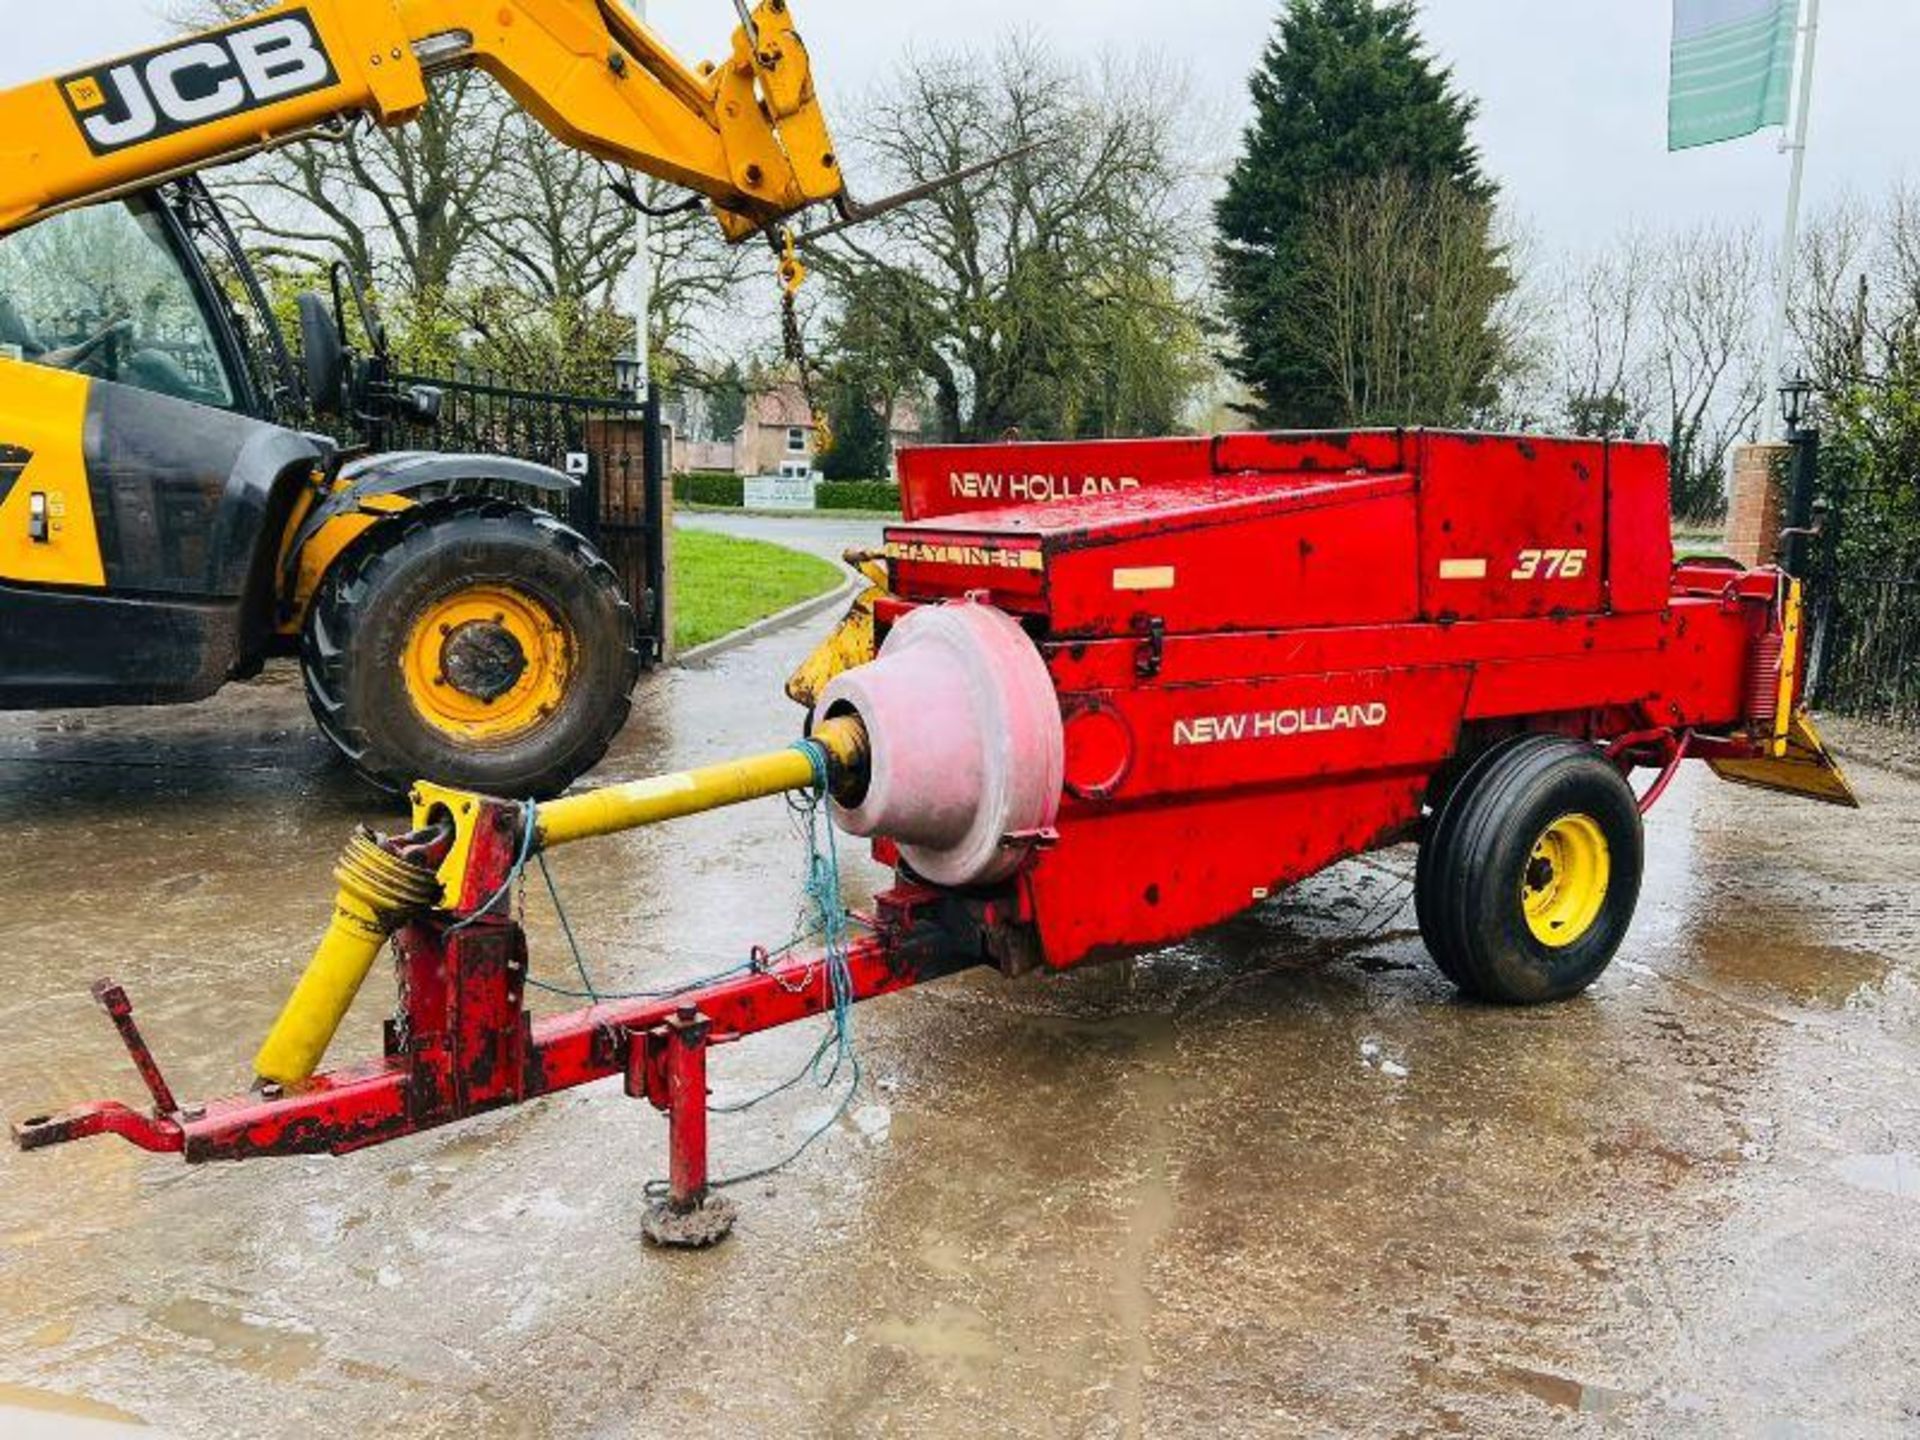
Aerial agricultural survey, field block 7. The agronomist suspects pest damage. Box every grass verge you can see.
[673,528,844,653]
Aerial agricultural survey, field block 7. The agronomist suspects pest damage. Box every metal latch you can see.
[999,827,1060,852]
[1133,615,1165,679]
[27,491,48,543]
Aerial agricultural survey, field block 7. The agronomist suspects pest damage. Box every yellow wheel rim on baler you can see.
[1521,813,1611,948]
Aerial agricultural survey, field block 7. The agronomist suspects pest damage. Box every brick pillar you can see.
[1726,443,1791,568]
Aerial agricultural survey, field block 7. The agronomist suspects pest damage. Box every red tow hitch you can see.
[13,879,985,1246]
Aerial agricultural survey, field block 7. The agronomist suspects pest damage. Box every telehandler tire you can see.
[302,497,639,798]
[1418,735,1643,1004]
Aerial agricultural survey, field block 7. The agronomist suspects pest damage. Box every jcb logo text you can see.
[61,11,337,156]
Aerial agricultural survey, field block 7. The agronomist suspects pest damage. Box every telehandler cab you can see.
[0,0,851,796]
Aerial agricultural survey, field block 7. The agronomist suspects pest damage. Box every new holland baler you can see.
[15,429,1854,1245]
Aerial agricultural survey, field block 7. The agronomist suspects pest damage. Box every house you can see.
[882,394,927,479]
[734,379,818,478]
[664,376,929,479]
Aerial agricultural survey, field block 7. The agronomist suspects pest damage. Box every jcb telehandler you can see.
[0,0,849,796]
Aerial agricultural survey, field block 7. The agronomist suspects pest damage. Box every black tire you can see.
[1419,735,1643,1004]
[302,497,639,798]
[1415,734,1543,986]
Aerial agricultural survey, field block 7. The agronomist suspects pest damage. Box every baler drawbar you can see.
[15,429,1858,1247]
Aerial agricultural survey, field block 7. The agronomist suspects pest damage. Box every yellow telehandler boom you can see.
[0,0,845,242]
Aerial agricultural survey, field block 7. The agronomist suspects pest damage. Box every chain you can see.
[775,229,834,456]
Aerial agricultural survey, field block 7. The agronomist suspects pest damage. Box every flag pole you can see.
[1760,0,1822,441]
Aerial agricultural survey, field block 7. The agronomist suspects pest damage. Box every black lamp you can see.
[1780,374,1814,436]
[612,351,644,400]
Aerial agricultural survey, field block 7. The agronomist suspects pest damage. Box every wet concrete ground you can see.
[2,524,1918,1437]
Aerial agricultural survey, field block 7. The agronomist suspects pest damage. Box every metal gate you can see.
[1807,448,1920,730]
[376,369,667,664]
[1815,573,1920,728]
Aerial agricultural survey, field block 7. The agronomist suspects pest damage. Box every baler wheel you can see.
[1419,735,1643,1005]
[1416,735,1544,986]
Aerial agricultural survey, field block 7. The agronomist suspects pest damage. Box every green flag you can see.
[1669,0,1800,151]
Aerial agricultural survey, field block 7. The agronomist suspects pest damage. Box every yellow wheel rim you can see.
[400,584,572,744]
[1521,813,1611,948]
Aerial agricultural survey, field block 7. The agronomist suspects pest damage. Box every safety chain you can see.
[775,230,835,456]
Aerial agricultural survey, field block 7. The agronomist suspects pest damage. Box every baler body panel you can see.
[885,429,1779,968]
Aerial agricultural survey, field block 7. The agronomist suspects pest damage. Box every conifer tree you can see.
[1217,0,1500,425]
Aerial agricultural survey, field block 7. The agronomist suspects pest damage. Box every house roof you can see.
[745,381,814,429]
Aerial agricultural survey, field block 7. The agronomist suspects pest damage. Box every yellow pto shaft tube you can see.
[252,717,871,1087]
[252,831,444,1088]
[535,716,870,852]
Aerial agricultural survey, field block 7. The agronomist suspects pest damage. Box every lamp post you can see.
[1778,374,1819,580]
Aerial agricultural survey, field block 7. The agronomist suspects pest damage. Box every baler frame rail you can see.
[14,883,985,1241]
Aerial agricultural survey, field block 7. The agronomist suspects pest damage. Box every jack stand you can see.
[635,1007,737,1248]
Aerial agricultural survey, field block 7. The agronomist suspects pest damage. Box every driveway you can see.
[0,593,1916,1436]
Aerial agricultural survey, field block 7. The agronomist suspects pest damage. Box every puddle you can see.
[1696,933,1892,1008]
[1830,1151,1919,1201]
[150,1298,323,1380]
[0,1383,147,1428]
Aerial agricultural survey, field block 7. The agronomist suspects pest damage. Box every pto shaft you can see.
[252,717,871,1087]
[252,831,443,1087]
[534,715,869,851]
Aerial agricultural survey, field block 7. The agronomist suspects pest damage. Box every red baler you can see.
[15,430,1854,1245]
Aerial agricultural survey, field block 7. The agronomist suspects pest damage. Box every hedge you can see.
[816,480,901,513]
[670,474,901,513]
[674,473,744,507]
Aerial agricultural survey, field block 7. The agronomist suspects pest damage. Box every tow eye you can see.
[13,980,187,1154]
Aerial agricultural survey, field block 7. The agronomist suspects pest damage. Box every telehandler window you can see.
[0,199,235,410]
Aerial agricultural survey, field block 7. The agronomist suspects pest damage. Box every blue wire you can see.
[443,798,538,933]
[508,741,865,1195]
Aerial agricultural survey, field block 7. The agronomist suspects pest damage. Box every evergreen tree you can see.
[1217,0,1498,426]
[820,373,891,481]
[706,359,748,440]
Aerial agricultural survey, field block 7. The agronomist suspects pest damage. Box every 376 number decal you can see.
[1511,548,1588,581]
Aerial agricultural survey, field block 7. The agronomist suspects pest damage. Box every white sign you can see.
[564,452,591,477]
[745,473,818,512]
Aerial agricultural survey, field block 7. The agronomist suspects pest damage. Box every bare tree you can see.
[171,1,747,382]
[1796,188,1920,398]
[806,39,1213,442]
[1655,226,1769,519]
[1547,231,1661,438]
[1528,223,1767,519]
[176,1,505,294]
[1790,186,1920,578]
[1279,171,1516,428]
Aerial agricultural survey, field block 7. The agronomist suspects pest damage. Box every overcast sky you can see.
[7,1,1913,255]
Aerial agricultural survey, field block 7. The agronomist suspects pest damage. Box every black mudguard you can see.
[279,450,580,607]
[283,450,579,570]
